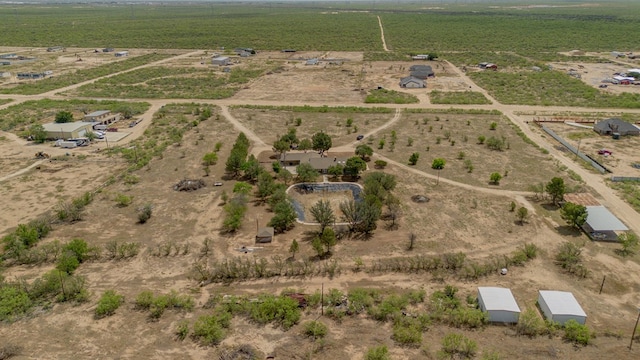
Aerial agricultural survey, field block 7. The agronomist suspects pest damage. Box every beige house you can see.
[280,152,349,174]
[43,121,94,140]
[84,110,121,125]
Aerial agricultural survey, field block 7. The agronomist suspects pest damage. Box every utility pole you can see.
[630,307,640,350]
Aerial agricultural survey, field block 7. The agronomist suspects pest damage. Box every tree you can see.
[431,158,446,184]
[222,195,248,233]
[356,201,381,234]
[225,149,246,178]
[289,239,299,259]
[242,154,262,182]
[327,164,344,180]
[339,200,360,231]
[298,138,312,152]
[516,207,528,225]
[278,168,293,185]
[233,181,252,195]
[310,199,335,232]
[560,202,587,229]
[319,227,337,254]
[490,172,502,185]
[273,139,289,159]
[54,110,74,123]
[256,171,276,202]
[545,177,565,206]
[296,163,318,183]
[408,152,420,165]
[312,132,332,155]
[355,144,373,160]
[618,232,639,256]
[385,194,401,228]
[268,200,297,233]
[202,152,218,166]
[344,157,367,178]
[374,160,387,169]
[280,128,299,148]
[29,124,47,143]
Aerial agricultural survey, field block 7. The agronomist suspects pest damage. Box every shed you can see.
[84,110,120,125]
[115,51,129,57]
[255,227,274,243]
[538,290,587,325]
[583,205,628,241]
[593,118,640,136]
[399,76,426,88]
[212,56,230,66]
[306,58,319,66]
[43,121,94,140]
[477,287,521,323]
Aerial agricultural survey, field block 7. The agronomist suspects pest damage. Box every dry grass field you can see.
[1,46,640,360]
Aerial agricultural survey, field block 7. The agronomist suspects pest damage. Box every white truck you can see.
[56,140,77,149]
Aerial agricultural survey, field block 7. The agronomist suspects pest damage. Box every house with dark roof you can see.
[280,152,349,173]
[256,227,274,243]
[399,76,426,88]
[593,118,640,136]
[408,65,434,79]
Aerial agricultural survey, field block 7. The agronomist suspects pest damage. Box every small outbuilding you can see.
[538,290,587,325]
[212,56,231,66]
[255,227,274,243]
[593,118,640,136]
[477,287,521,323]
[583,205,629,241]
[115,51,129,57]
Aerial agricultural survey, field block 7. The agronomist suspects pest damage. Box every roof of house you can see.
[43,121,94,132]
[400,76,425,87]
[410,71,433,79]
[212,56,229,61]
[85,110,110,118]
[585,205,629,231]
[256,227,274,237]
[280,152,321,162]
[594,118,640,133]
[309,157,348,170]
[538,290,587,317]
[409,65,433,72]
[478,287,520,313]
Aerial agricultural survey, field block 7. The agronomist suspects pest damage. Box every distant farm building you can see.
[412,54,431,60]
[477,287,521,323]
[478,62,498,70]
[409,65,434,79]
[17,72,46,80]
[47,46,65,52]
[234,48,255,57]
[102,48,115,53]
[306,58,319,66]
[212,56,231,66]
[538,290,587,325]
[84,110,121,125]
[399,76,426,88]
[43,121,94,140]
[593,118,640,136]
[115,51,129,57]
[0,53,16,59]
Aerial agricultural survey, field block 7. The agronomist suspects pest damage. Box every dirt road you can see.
[377,16,389,52]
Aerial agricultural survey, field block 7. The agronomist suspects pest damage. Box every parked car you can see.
[356,134,364,140]
[214,182,223,186]
[599,84,608,88]
[598,149,612,156]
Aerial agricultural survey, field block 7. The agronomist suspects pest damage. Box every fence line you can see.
[540,125,609,174]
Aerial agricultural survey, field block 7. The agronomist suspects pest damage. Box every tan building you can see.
[43,121,94,140]
[83,110,121,125]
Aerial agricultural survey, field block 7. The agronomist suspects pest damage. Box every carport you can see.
[583,205,628,241]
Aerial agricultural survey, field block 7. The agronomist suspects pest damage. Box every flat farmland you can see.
[229,106,393,147]
[373,110,575,191]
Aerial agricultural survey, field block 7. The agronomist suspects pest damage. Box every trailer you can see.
[56,140,77,149]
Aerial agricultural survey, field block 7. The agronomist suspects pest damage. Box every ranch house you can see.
[280,152,349,174]
[399,76,426,88]
[593,118,640,136]
[84,110,121,125]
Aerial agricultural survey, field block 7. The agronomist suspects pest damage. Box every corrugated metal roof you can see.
[538,290,586,317]
[43,121,94,132]
[478,287,520,313]
[85,110,110,118]
[586,205,628,231]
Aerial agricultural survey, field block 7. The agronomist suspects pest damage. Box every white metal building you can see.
[212,56,230,66]
[43,121,94,140]
[538,290,587,325]
[477,287,521,323]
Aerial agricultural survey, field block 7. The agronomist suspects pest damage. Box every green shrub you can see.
[347,288,379,314]
[248,295,300,330]
[304,320,328,339]
[56,252,80,274]
[448,308,488,328]
[192,314,227,346]
[516,308,545,337]
[438,333,477,359]
[393,319,423,346]
[134,290,155,310]
[563,319,592,345]
[114,193,133,207]
[365,345,390,360]
[95,290,125,318]
[0,284,32,321]
[63,238,89,263]
[369,294,409,321]
[175,320,189,341]
[137,204,153,224]
[135,290,194,319]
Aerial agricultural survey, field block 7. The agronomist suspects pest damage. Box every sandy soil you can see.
[2,48,640,359]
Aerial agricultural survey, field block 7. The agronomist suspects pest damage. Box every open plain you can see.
[2,2,640,360]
